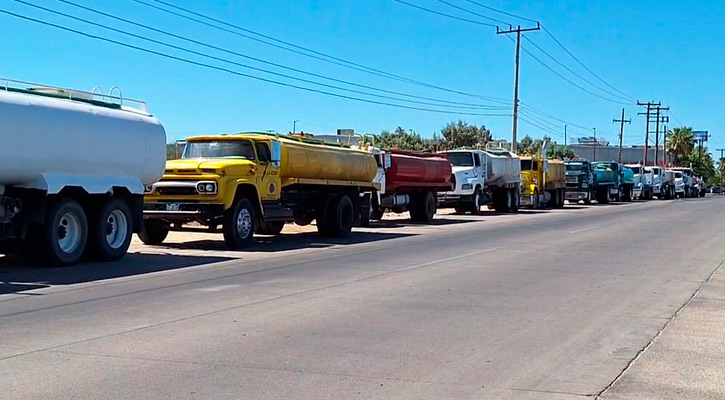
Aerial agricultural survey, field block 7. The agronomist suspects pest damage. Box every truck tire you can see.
[533,189,540,209]
[41,197,89,266]
[555,189,565,208]
[326,195,354,237]
[86,198,133,261]
[597,189,610,204]
[470,188,483,215]
[315,196,333,236]
[511,189,520,212]
[223,198,256,249]
[584,189,592,205]
[411,192,436,223]
[257,221,285,235]
[138,220,170,245]
[359,193,372,227]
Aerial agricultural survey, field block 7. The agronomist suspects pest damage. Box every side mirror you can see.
[270,141,281,167]
[384,153,392,169]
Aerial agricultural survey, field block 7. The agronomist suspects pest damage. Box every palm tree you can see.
[667,127,694,165]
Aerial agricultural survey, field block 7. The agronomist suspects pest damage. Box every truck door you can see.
[473,152,484,185]
[256,141,282,201]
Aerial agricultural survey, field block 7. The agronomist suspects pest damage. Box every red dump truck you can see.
[368,149,453,223]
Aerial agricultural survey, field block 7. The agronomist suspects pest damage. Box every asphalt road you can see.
[1,196,723,399]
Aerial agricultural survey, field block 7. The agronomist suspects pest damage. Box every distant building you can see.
[569,144,673,165]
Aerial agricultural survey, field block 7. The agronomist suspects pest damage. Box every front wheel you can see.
[138,219,170,245]
[470,188,483,215]
[223,198,256,249]
[411,192,436,223]
[87,198,133,261]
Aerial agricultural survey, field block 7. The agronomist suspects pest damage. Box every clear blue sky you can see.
[1,0,723,153]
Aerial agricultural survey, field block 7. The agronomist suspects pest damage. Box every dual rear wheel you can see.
[25,196,133,266]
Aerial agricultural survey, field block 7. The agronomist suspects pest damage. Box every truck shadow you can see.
[369,218,476,228]
[153,231,414,253]
[0,253,234,295]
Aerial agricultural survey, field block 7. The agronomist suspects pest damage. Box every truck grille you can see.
[156,187,197,196]
[566,177,578,184]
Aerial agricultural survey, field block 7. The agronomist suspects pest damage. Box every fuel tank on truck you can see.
[0,86,166,193]
[483,149,521,186]
[278,136,377,184]
[384,150,452,193]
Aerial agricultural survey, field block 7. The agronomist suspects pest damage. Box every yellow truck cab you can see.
[142,132,378,249]
[519,155,566,208]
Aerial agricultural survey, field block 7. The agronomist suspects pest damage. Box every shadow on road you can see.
[369,218,476,229]
[0,252,234,295]
[150,230,414,253]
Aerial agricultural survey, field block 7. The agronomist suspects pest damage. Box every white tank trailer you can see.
[0,80,166,265]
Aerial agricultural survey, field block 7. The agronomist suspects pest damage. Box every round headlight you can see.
[144,184,153,193]
[206,183,215,192]
[197,183,206,192]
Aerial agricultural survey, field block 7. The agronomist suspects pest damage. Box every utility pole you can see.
[638,101,661,166]
[718,148,725,193]
[662,123,668,166]
[292,120,299,133]
[593,127,597,161]
[613,108,631,164]
[653,108,669,165]
[497,23,540,153]
[655,115,669,166]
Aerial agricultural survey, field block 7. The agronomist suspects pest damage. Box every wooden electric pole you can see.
[613,108,631,163]
[655,114,669,165]
[497,23,540,153]
[638,101,661,165]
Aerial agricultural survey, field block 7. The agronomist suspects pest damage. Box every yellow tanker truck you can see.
[519,154,566,209]
[141,132,378,248]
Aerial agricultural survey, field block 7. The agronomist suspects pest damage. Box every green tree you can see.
[681,146,715,181]
[377,126,427,150]
[548,145,576,160]
[667,127,695,165]
[440,120,492,148]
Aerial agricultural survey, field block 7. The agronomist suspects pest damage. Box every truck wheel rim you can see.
[236,208,252,239]
[105,210,129,249]
[57,212,82,254]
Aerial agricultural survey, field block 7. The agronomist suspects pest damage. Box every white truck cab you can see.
[673,170,686,197]
[437,150,487,212]
[625,164,654,200]
[645,166,662,196]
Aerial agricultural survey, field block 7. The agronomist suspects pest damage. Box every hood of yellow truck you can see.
[165,158,254,173]
[520,170,534,186]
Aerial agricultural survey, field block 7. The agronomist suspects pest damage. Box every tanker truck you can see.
[437,148,521,214]
[365,148,452,224]
[0,79,166,265]
[141,133,378,248]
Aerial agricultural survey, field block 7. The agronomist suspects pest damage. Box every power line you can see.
[509,36,630,105]
[522,36,632,102]
[131,0,511,104]
[518,114,564,138]
[0,9,510,116]
[50,0,506,111]
[433,0,509,25]
[541,25,636,102]
[391,0,496,27]
[459,0,538,24]
[17,0,506,113]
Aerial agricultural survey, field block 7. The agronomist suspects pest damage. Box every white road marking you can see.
[196,284,241,292]
[396,247,501,271]
[569,226,598,234]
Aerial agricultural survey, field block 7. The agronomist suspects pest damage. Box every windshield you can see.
[594,163,614,171]
[675,172,683,178]
[628,167,641,174]
[565,162,585,171]
[444,152,474,167]
[520,159,533,170]
[182,140,256,160]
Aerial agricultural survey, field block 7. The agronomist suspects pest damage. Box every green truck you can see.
[592,161,623,203]
[564,160,594,204]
